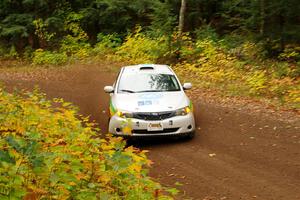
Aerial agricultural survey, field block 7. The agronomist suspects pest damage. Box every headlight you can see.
[175,106,191,116]
[117,111,133,118]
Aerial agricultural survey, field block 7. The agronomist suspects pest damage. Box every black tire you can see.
[183,131,195,140]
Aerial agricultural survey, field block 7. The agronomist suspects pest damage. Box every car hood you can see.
[112,92,189,112]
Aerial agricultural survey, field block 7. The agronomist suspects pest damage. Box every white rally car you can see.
[104,64,195,138]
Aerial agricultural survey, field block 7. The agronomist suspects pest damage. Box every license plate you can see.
[147,123,163,131]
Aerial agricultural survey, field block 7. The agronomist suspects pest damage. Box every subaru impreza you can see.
[104,64,195,138]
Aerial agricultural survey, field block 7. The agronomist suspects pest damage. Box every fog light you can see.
[116,128,121,132]
[187,125,192,129]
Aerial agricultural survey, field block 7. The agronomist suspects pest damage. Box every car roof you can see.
[122,64,174,75]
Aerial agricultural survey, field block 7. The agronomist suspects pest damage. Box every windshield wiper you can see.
[120,89,135,93]
[136,90,164,93]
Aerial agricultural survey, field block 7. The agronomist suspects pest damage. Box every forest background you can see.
[0,1,299,199]
[0,0,299,109]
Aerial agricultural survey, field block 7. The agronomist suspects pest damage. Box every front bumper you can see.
[108,113,195,137]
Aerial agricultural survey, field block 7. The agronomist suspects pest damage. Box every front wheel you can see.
[182,131,195,140]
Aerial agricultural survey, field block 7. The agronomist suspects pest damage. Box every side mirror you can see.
[104,86,114,93]
[183,82,192,90]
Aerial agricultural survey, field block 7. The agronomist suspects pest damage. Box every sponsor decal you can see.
[137,94,162,106]
[137,100,159,106]
[138,101,144,106]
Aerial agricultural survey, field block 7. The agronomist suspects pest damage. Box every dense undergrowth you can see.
[1,26,299,110]
[0,88,177,199]
[112,29,300,109]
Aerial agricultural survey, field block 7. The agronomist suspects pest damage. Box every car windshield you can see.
[118,73,181,93]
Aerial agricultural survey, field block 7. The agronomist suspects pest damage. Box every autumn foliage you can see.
[0,88,175,199]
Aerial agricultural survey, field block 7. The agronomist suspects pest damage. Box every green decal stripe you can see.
[109,99,117,116]
[189,101,194,112]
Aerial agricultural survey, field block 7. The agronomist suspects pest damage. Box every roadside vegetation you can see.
[1,28,299,109]
[0,0,299,109]
[0,88,177,199]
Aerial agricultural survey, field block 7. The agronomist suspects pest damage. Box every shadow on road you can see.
[126,135,198,148]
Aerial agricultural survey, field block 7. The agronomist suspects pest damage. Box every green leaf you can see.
[174,181,183,186]
[165,187,179,196]
[6,136,22,152]
[0,150,15,164]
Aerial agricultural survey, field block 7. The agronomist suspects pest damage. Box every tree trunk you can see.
[179,0,186,35]
[259,0,265,36]
[279,13,285,51]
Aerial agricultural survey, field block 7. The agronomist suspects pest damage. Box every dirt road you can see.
[1,65,300,200]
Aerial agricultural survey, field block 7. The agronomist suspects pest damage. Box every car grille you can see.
[132,111,175,121]
[132,128,179,134]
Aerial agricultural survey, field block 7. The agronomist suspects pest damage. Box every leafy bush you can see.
[219,34,248,51]
[173,36,300,109]
[0,45,19,59]
[246,71,268,95]
[286,86,300,108]
[174,33,198,61]
[59,12,92,61]
[0,45,7,58]
[196,39,219,60]
[23,47,33,61]
[60,35,91,60]
[0,88,175,199]
[32,49,68,65]
[271,62,291,78]
[174,40,243,90]
[33,18,56,48]
[194,25,218,42]
[116,27,168,63]
[92,33,122,56]
[278,45,300,62]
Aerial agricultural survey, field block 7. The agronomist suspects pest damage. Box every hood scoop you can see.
[139,66,154,70]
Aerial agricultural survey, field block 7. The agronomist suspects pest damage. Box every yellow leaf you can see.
[54,157,61,164]
[130,164,142,172]
[98,174,111,184]
[69,182,76,186]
